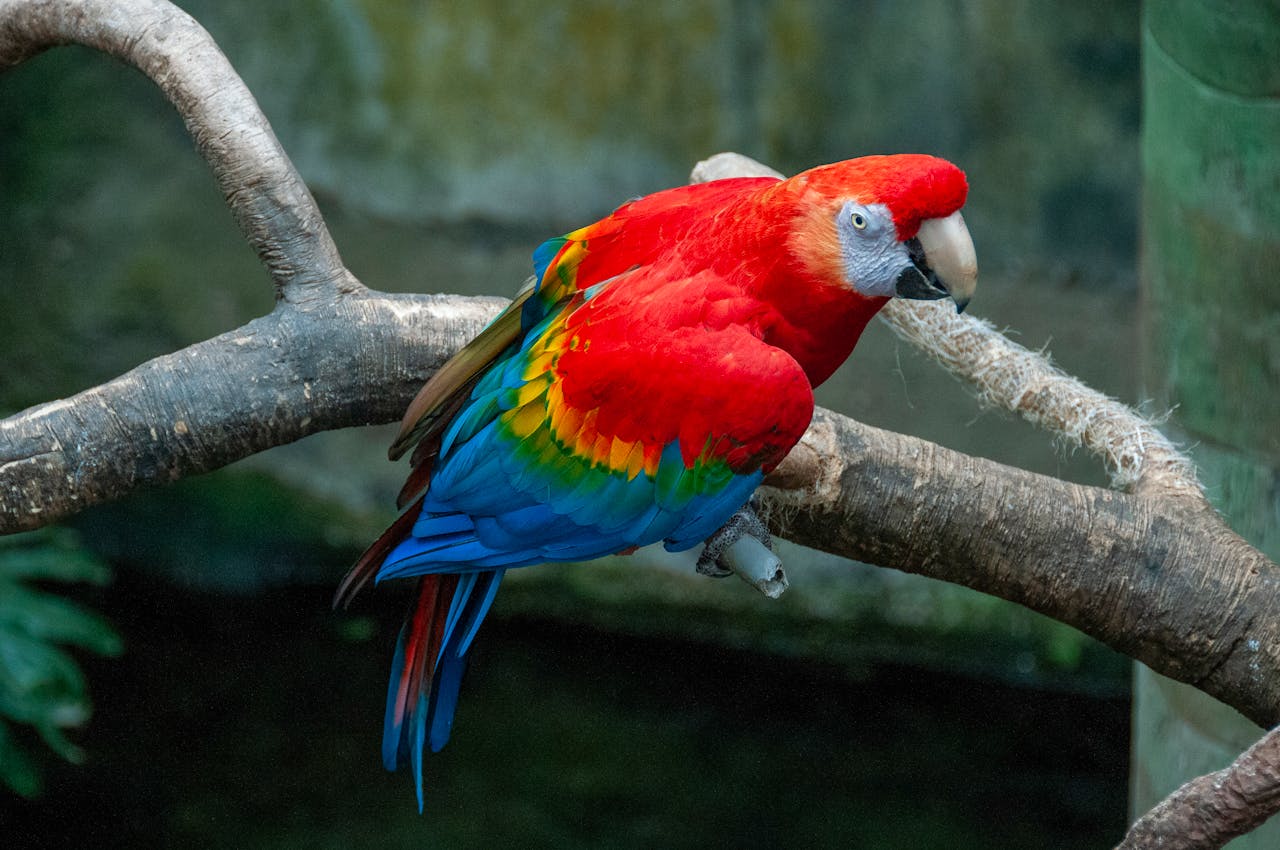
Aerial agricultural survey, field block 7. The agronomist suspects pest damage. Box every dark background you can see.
[0,2,1142,846]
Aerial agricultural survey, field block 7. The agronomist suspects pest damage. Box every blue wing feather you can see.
[366,258,796,811]
[664,472,764,551]
[531,236,569,289]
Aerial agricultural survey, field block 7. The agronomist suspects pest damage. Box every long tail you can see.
[378,568,505,811]
[337,497,506,811]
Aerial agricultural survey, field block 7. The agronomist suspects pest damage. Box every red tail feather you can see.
[396,435,442,506]
[396,574,456,717]
[333,495,426,610]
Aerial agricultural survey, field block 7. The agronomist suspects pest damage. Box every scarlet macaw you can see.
[337,155,978,807]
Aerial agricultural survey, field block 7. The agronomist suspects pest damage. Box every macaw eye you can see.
[850,211,868,230]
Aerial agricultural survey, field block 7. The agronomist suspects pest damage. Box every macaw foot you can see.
[697,497,789,599]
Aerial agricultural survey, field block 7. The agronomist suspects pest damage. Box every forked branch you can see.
[1,1,1278,844]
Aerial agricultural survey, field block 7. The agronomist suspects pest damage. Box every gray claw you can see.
[697,496,775,579]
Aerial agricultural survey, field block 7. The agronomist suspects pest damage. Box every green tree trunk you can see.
[1134,1,1280,844]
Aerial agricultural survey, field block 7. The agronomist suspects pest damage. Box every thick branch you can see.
[0,292,505,529]
[0,0,1276,726]
[1118,725,1280,849]
[0,0,349,302]
[697,151,1280,724]
[760,410,1280,728]
[5,3,1280,842]
[9,291,1276,731]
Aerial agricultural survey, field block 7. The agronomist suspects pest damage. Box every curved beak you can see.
[894,211,979,313]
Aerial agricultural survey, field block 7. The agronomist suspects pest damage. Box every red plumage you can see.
[539,155,969,471]
[345,154,973,807]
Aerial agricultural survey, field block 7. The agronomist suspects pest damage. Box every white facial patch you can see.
[835,201,910,298]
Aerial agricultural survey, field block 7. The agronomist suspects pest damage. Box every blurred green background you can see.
[0,1,1148,847]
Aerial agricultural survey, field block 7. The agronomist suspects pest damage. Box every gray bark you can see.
[0,292,505,525]
[1118,725,1280,849]
[2,0,1278,844]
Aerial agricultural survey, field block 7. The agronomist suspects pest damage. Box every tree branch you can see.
[695,153,1280,724]
[1118,725,1280,849]
[0,0,350,302]
[0,293,505,527]
[759,408,1280,728]
[1,0,1276,723]
[3,1,1280,842]
[693,153,1202,499]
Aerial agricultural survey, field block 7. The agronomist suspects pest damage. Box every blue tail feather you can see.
[426,652,466,754]
[455,570,504,658]
[410,693,428,812]
[380,567,507,811]
[381,619,413,771]
[439,572,478,662]
[427,569,504,753]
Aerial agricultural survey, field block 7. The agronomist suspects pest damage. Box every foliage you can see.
[0,529,121,797]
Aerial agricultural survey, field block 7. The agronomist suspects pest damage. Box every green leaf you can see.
[17,530,109,580]
[0,632,88,722]
[35,716,86,765]
[0,530,120,797]
[0,583,123,655]
[0,546,111,585]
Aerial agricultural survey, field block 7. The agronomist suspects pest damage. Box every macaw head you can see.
[790,154,978,312]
